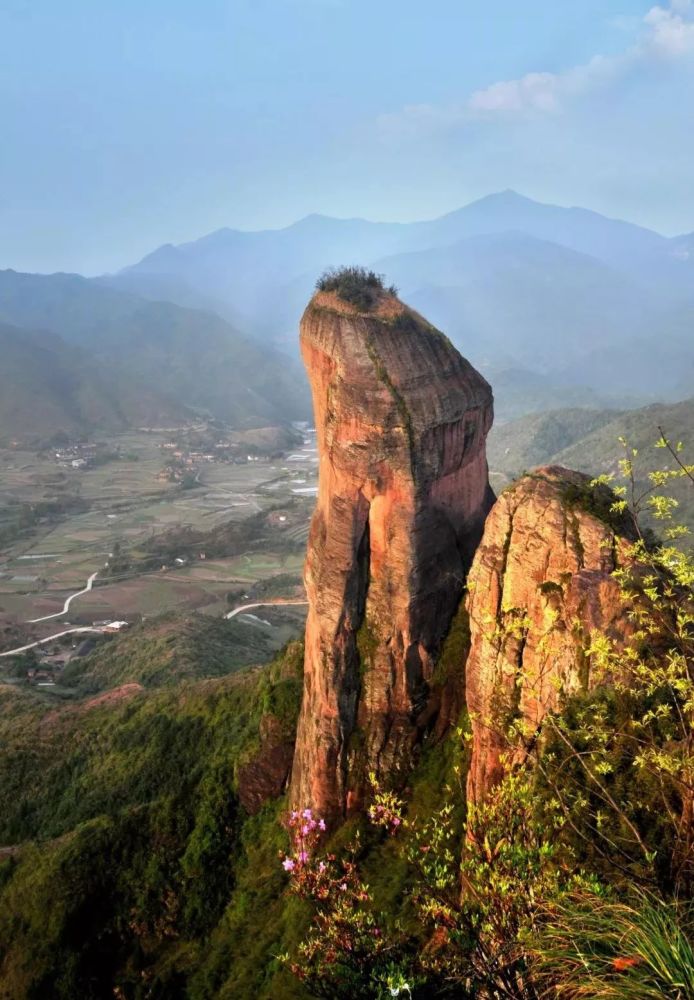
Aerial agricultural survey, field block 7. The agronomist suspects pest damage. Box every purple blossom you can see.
[282,857,295,871]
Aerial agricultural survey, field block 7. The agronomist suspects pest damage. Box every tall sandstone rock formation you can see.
[290,288,494,821]
[465,466,636,804]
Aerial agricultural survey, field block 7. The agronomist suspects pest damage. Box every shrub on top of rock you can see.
[316,266,397,311]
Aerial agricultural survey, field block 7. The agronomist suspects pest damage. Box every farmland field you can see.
[0,428,316,651]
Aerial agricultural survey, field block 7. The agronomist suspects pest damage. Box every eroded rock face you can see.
[237,714,295,815]
[465,466,636,804]
[290,289,494,822]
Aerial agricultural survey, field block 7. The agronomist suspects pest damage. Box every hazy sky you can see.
[1,0,694,274]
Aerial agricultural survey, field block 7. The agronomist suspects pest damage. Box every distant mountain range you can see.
[116,190,694,410]
[0,270,310,443]
[2,191,693,441]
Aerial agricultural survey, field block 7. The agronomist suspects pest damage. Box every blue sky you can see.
[1,0,693,273]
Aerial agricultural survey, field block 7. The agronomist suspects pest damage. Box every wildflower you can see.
[298,851,309,863]
[302,808,313,820]
[318,818,326,831]
[282,858,295,872]
[339,883,348,891]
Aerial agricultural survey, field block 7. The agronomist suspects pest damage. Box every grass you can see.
[316,266,397,311]
[528,889,694,999]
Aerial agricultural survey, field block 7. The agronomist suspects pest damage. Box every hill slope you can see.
[60,613,281,693]
[374,233,656,374]
[488,398,694,533]
[0,270,310,431]
[0,321,188,444]
[0,634,306,999]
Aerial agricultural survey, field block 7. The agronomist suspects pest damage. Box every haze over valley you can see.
[3,189,694,449]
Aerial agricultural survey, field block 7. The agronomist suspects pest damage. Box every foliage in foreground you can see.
[281,772,600,998]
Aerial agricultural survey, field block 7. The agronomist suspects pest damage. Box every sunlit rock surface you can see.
[290,288,494,821]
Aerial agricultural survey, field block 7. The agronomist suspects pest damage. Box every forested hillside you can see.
[0,270,309,439]
[488,397,694,532]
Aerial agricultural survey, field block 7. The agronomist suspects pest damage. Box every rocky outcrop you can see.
[465,466,636,804]
[290,288,494,822]
[237,714,295,815]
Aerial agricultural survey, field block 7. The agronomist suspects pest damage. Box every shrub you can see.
[316,266,397,311]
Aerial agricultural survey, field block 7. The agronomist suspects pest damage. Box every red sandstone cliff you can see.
[465,466,636,804]
[290,288,494,821]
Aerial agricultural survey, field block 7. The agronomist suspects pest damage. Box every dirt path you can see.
[0,626,105,658]
[225,599,309,621]
[26,572,99,624]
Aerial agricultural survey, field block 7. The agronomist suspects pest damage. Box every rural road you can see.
[26,571,99,624]
[225,599,309,621]
[0,627,105,659]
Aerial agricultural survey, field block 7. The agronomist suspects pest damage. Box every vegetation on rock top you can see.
[316,266,397,311]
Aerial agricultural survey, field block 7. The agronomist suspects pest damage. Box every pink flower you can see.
[302,808,313,820]
[318,861,326,873]
[318,819,326,831]
[282,858,295,871]
[339,883,348,891]
[298,851,309,863]
[392,817,401,827]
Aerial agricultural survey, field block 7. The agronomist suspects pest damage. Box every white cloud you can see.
[378,1,694,136]
[643,3,694,56]
[468,54,621,115]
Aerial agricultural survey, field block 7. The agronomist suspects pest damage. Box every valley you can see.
[0,427,316,671]
[5,394,693,673]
